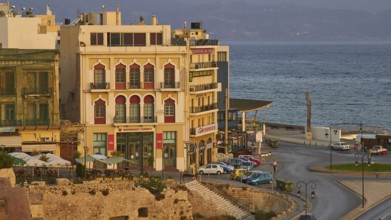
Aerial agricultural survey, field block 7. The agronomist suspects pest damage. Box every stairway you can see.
[185,180,253,220]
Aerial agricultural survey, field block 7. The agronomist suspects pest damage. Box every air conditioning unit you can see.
[42,137,52,142]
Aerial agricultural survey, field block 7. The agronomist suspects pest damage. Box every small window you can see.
[150,33,163,45]
[91,33,104,45]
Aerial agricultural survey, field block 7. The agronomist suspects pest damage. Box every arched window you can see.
[129,64,140,89]
[93,64,106,89]
[144,95,154,122]
[129,96,140,122]
[115,64,126,89]
[115,96,126,123]
[144,63,154,89]
[164,64,175,88]
[94,99,106,124]
[164,98,175,123]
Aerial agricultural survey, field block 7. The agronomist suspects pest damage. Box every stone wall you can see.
[203,182,296,219]
[25,179,193,220]
[0,168,15,187]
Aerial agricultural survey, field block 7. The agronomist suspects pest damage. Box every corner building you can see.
[60,11,189,171]
[60,9,226,171]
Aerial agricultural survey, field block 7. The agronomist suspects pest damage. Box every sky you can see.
[8,0,391,15]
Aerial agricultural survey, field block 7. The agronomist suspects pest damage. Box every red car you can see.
[238,155,261,165]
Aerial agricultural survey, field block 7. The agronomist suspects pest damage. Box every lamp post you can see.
[296,180,316,216]
[354,148,371,208]
[83,146,88,178]
[325,127,338,172]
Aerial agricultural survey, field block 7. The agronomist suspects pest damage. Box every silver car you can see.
[330,142,350,151]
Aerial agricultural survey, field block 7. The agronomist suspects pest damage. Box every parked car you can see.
[298,213,316,220]
[227,158,253,169]
[212,162,235,173]
[238,155,261,165]
[197,164,224,175]
[230,168,250,180]
[370,145,388,155]
[247,171,273,185]
[239,170,263,183]
[330,142,350,151]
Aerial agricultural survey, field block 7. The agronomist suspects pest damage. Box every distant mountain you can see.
[11,0,391,42]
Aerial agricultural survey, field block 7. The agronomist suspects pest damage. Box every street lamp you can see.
[325,127,338,172]
[296,180,316,216]
[354,148,372,208]
[83,146,88,178]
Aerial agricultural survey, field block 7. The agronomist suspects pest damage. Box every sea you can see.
[228,41,391,133]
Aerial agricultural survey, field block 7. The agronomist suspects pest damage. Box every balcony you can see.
[190,83,218,93]
[23,88,52,97]
[0,120,23,126]
[159,82,180,90]
[113,116,157,124]
[90,82,110,90]
[189,61,217,70]
[190,123,218,137]
[190,103,218,114]
[191,39,219,46]
[25,119,50,126]
[128,82,142,89]
[0,88,16,96]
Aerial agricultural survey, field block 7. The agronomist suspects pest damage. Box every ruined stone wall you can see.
[25,179,193,220]
[0,168,15,187]
[226,186,295,217]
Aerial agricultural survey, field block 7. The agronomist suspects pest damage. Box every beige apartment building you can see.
[0,3,58,49]
[60,8,226,171]
[0,3,61,154]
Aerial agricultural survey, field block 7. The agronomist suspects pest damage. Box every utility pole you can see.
[306,91,313,140]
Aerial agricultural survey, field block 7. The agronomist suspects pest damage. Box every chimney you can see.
[151,15,157,25]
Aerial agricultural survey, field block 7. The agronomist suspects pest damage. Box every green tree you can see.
[0,152,13,169]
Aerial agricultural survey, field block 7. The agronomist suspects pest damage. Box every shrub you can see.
[139,176,166,194]
[254,210,276,220]
[62,190,68,196]
[75,163,86,178]
[39,154,49,162]
[0,152,13,169]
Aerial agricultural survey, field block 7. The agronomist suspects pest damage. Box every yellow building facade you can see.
[60,9,226,171]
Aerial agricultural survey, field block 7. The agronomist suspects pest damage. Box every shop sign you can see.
[191,48,213,54]
[117,127,153,132]
[156,133,163,149]
[0,127,15,132]
[108,134,114,150]
[196,124,217,135]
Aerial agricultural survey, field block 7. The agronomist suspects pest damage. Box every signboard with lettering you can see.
[191,48,213,54]
[196,124,217,135]
[156,133,163,149]
[117,127,153,132]
[108,134,114,150]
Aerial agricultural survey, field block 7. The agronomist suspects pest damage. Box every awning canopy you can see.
[22,144,57,152]
[230,98,272,112]
[0,136,22,147]
[11,156,26,165]
[75,155,96,164]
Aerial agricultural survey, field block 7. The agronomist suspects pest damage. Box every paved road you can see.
[356,198,391,220]
[266,142,361,220]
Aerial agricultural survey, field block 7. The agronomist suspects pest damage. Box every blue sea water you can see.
[229,42,391,132]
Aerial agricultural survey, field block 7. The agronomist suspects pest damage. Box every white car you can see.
[330,142,350,151]
[197,164,224,175]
